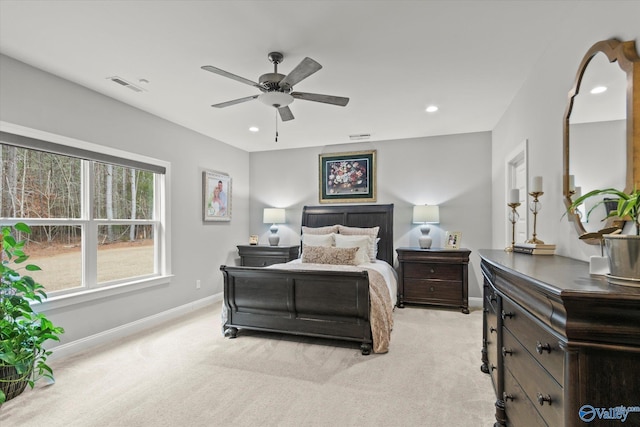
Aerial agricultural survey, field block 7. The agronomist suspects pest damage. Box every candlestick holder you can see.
[505,202,521,252]
[526,191,544,244]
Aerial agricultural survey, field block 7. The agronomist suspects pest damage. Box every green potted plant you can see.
[569,187,640,283]
[1,223,64,405]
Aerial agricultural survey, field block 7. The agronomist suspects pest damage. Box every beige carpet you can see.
[0,302,496,426]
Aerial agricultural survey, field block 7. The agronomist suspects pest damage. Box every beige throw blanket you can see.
[269,263,394,353]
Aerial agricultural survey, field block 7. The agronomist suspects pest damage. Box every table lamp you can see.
[263,208,286,246]
[413,205,440,249]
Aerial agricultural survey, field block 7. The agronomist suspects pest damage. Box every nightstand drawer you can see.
[403,279,462,304]
[237,245,299,268]
[403,262,461,280]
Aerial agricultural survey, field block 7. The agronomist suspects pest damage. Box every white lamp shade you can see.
[413,205,440,224]
[263,208,286,224]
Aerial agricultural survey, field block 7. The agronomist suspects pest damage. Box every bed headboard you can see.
[301,204,394,265]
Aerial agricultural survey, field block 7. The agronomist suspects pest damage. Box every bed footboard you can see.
[220,265,373,354]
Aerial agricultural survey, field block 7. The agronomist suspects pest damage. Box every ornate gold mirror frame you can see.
[563,39,640,243]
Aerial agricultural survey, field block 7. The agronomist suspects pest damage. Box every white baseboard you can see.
[49,293,223,361]
[469,296,483,309]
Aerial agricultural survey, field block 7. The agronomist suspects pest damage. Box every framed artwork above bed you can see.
[319,150,376,203]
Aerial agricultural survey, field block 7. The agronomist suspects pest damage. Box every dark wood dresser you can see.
[237,245,299,267]
[479,250,640,427]
[396,247,471,313]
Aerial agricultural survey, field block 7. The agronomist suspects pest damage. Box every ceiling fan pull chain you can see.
[275,110,279,142]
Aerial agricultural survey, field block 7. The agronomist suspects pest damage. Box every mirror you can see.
[563,39,640,243]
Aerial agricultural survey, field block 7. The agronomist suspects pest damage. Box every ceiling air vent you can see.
[349,133,371,141]
[107,76,145,93]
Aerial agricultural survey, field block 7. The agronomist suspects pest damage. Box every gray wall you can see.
[490,2,640,260]
[0,54,250,345]
[249,132,493,299]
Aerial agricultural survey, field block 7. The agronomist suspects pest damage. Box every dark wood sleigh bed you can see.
[220,204,394,355]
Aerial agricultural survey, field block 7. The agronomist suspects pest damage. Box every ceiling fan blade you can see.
[201,65,260,88]
[291,92,349,107]
[279,57,322,89]
[278,106,295,121]
[211,95,259,108]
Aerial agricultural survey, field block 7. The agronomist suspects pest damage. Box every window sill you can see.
[35,275,174,311]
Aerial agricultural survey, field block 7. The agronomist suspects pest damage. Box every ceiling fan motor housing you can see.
[259,73,289,92]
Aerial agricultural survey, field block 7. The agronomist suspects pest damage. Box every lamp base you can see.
[268,224,280,246]
[418,224,432,249]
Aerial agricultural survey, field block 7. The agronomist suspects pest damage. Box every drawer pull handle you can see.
[490,326,497,334]
[501,310,514,320]
[537,393,552,406]
[501,347,513,357]
[536,341,552,354]
[503,392,514,402]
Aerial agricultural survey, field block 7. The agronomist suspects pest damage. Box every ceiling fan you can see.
[201,52,349,122]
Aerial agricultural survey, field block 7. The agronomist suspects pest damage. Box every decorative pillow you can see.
[337,225,380,261]
[334,234,371,265]
[301,232,334,247]
[301,225,339,235]
[301,244,359,265]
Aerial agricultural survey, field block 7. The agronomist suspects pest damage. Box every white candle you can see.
[569,175,575,192]
[508,189,520,204]
[531,176,543,193]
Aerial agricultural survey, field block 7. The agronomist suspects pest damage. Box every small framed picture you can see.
[203,170,231,222]
[445,231,461,249]
[249,235,259,245]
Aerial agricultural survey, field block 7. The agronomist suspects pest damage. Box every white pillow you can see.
[337,225,379,261]
[301,233,334,247]
[334,234,371,265]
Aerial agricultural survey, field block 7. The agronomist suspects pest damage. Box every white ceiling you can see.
[0,1,584,152]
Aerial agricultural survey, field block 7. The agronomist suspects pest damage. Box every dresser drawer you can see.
[404,279,462,304]
[503,369,548,427]
[485,307,499,389]
[403,262,461,280]
[503,328,563,427]
[502,297,564,386]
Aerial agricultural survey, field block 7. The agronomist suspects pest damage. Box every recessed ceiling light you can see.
[425,105,439,113]
[249,126,259,132]
[590,86,607,94]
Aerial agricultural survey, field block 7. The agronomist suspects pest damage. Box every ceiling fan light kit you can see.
[258,91,293,108]
[201,51,349,123]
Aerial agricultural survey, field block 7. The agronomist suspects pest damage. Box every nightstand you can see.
[396,247,471,313]
[237,245,300,267]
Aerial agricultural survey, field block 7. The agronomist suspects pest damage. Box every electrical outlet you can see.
[196,279,201,289]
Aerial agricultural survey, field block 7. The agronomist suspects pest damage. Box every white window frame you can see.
[0,121,172,311]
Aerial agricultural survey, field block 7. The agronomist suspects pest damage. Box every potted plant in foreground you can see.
[569,188,640,283]
[1,223,64,405]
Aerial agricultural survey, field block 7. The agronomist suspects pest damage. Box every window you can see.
[1,128,168,297]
